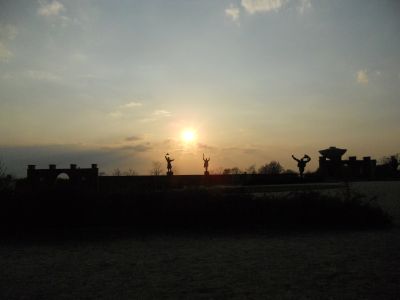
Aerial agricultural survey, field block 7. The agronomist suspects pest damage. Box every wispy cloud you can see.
[297,0,312,14]
[139,110,172,123]
[356,69,369,84]
[117,143,152,153]
[241,0,286,14]
[197,143,217,152]
[119,101,143,108]
[0,24,18,40]
[1,72,14,80]
[24,70,61,82]
[0,24,18,62]
[125,135,142,142]
[108,111,123,118]
[37,0,65,17]
[0,43,13,62]
[153,110,171,117]
[225,4,240,23]
[108,101,143,118]
[70,52,87,62]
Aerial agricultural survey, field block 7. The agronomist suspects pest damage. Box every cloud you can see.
[70,52,87,62]
[118,144,152,153]
[125,135,142,142]
[197,143,217,152]
[0,24,17,62]
[153,110,172,117]
[0,24,18,40]
[221,145,263,156]
[225,4,240,22]
[0,42,13,62]
[297,0,312,14]
[37,0,65,16]
[241,0,286,14]
[138,118,156,123]
[108,101,143,118]
[24,70,61,82]
[1,73,14,80]
[108,111,123,118]
[119,101,143,108]
[139,110,171,122]
[356,70,369,84]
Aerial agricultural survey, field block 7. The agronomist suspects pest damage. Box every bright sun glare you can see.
[182,129,196,143]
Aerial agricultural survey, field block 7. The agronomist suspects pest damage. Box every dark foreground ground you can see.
[1,228,400,299]
[0,181,399,299]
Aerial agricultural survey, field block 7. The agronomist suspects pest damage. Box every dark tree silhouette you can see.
[112,168,122,176]
[0,160,13,191]
[258,161,284,175]
[246,164,257,174]
[381,154,399,171]
[378,154,399,177]
[150,161,163,176]
[223,167,242,175]
[0,159,5,178]
[124,168,137,176]
[210,167,224,175]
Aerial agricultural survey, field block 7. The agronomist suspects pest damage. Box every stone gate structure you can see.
[27,164,98,189]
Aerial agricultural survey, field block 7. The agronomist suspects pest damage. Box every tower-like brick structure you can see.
[318,146,376,179]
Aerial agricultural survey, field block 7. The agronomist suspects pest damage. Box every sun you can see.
[182,129,196,143]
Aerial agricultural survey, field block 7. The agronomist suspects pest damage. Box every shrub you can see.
[0,188,392,230]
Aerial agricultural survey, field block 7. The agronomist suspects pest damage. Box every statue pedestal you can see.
[167,171,173,176]
[204,171,209,176]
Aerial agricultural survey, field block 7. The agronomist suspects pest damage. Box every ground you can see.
[1,181,399,299]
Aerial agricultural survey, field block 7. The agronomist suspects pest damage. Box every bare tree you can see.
[258,161,284,175]
[246,164,257,174]
[210,167,224,175]
[222,168,231,175]
[0,160,12,191]
[381,154,399,171]
[223,167,242,175]
[150,161,164,176]
[124,168,137,176]
[231,167,242,174]
[112,168,122,176]
[0,159,5,178]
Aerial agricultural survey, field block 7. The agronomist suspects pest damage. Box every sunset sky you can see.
[1,0,399,176]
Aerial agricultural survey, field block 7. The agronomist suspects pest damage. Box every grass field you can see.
[1,181,399,299]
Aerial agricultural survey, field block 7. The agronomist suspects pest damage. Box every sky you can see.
[0,0,399,176]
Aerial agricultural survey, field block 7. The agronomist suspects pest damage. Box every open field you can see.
[350,181,400,224]
[1,181,399,299]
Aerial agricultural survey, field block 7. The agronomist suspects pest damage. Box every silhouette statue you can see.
[165,153,174,175]
[292,154,311,178]
[203,153,210,175]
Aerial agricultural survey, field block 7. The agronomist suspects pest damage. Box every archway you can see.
[55,172,70,188]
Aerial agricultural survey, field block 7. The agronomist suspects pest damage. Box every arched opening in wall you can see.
[55,172,70,188]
